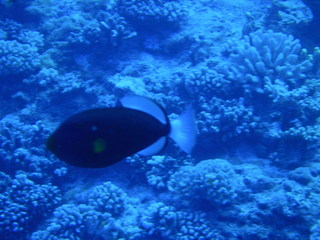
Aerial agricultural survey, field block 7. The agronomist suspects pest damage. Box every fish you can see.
[46,95,196,168]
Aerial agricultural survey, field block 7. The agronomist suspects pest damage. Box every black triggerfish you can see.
[46,95,196,168]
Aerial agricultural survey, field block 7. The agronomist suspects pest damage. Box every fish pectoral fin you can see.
[137,137,167,156]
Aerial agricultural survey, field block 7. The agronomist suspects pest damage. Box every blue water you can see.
[0,0,320,239]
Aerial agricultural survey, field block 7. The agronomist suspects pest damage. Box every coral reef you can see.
[81,182,127,216]
[0,172,61,240]
[168,159,240,207]
[224,30,314,95]
[117,0,186,30]
[127,154,192,189]
[30,204,111,240]
[0,114,54,175]
[141,202,221,240]
[0,0,319,240]
[267,0,313,32]
[0,39,41,76]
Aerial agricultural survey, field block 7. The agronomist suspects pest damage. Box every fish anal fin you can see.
[138,137,167,156]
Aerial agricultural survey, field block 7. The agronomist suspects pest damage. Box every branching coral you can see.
[30,204,111,240]
[117,0,186,29]
[127,155,192,189]
[0,114,55,175]
[224,30,313,95]
[197,97,260,138]
[0,172,61,240]
[168,159,240,207]
[0,40,41,76]
[141,202,221,240]
[83,181,128,216]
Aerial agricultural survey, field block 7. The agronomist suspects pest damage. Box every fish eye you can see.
[93,138,107,153]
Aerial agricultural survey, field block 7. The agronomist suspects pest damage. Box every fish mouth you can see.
[46,135,56,151]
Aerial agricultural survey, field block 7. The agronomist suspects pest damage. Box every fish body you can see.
[47,96,196,168]
[47,107,169,168]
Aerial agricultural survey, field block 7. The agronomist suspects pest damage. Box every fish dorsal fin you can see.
[138,137,167,156]
[119,95,167,125]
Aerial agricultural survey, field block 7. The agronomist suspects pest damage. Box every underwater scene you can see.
[1,0,320,239]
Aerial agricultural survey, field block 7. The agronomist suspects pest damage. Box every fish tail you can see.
[169,106,196,154]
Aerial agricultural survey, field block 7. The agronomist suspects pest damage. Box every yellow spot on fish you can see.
[93,138,106,153]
